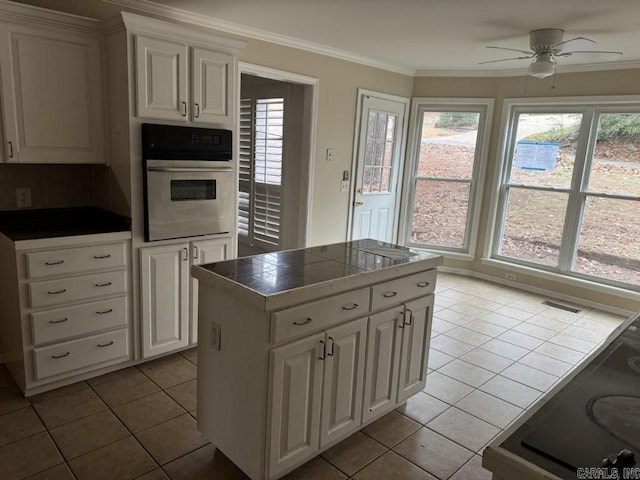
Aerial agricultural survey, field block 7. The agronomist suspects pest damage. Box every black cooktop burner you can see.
[522,343,640,472]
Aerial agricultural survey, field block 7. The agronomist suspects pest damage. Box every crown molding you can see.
[415,59,640,78]
[0,0,101,34]
[100,0,416,76]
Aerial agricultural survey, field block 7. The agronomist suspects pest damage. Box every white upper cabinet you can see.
[0,21,105,164]
[135,35,234,125]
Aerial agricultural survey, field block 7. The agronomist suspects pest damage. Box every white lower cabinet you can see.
[269,317,367,477]
[140,237,231,357]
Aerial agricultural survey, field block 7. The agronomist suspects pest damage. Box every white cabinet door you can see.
[320,317,367,446]
[192,48,232,124]
[189,237,231,344]
[397,295,434,403]
[0,25,105,163]
[140,243,190,358]
[135,35,188,121]
[362,306,403,422]
[269,333,324,477]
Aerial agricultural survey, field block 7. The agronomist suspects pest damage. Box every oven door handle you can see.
[147,166,233,173]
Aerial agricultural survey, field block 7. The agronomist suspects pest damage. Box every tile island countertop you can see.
[191,238,443,311]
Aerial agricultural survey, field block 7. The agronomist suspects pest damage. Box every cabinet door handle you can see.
[319,340,326,360]
[327,336,335,357]
[8,141,13,158]
[97,341,114,348]
[96,309,113,315]
[193,245,199,260]
[416,281,430,288]
[341,303,359,311]
[49,317,68,324]
[383,291,398,298]
[181,101,187,117]
[93,254,112,259]
[45,260,64,266]
[195,103,200,118]
[405,308,414,326]
[397,311,405,328]
[51,352,70,359]
[293,317,312,326]
[95,282,112,287]
[182,247,189,261]
[47,288,66,295]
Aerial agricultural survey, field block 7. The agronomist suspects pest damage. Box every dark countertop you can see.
[0,207,131,241]
[193,239,443,310]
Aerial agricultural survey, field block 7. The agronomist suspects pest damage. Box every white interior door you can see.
[351,94,408,242]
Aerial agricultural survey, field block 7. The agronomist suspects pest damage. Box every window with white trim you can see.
[403,99,493,255]
[238,97,284,250]
[491,99,640,288]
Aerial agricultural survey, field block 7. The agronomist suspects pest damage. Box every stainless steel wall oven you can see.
[142,123,234,242]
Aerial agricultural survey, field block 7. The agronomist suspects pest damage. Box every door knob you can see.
[355,201,364,206]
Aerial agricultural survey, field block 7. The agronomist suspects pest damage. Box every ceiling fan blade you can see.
[478,55,533,65]
[486,46,534,55]
[558,50,623,56]
[552,36,596,50]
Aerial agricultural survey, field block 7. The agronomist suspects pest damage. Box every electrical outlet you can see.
[16,188,32,208]
[505,273,517,281]
[341,180,349,193]
[210,321,221,350]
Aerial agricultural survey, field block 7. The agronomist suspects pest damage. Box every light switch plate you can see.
[210,321,221,350]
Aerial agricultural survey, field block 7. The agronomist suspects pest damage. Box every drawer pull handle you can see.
[293,317,312,326]
[416,281,430,288]
[327,336,335,357]
[341,303,359,311]
[97,341,114,348]
[45,260,64,266]
[93,254,112,259]
[49,317,68,324]
[51,352,70,359]
[95,282,112,287]
[383,291,398,298]
[96,308,113,315]
[47,288,66,295]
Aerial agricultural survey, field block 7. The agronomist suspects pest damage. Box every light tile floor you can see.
[0,273,627,480]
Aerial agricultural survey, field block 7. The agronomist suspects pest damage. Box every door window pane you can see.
[417,111,479,179]
[574,197,640,285]
[500,189,568,267]
[411,180,470,247]
[509,113,582,189]
[363,111,396,194]
[586,113,640,196]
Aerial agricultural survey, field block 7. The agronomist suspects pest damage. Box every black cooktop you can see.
[200,239,431,296]
[0,207,131,241]
[514,315,640,476]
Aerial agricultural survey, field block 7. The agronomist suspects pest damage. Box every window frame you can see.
[486,95,640,292]
[399,97,494,258]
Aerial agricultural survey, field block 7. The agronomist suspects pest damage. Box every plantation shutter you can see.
[237,96,284,249]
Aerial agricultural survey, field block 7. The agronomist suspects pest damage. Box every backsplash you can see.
[0,164,111,211]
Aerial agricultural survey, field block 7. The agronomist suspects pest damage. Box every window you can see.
[402,99,493,255]
[238,97,284,249]
[491,99,640,288]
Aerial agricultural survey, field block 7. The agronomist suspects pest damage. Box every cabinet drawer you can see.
[271,288,370,344]
[29,270,126,308]
[31,297,128,346]
[26,243,126,278]
[33,328,129,380]
[371,269,436,311]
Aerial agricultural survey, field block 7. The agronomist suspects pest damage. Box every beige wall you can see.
[239,40,414,245]
[413,69,640,312]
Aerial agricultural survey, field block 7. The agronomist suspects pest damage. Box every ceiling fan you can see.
[480,28,623,78]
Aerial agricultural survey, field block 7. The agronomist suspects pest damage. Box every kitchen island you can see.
[191,239,443,480]
[483,312,640,480]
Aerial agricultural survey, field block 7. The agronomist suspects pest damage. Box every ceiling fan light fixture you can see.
[528,53,556,78]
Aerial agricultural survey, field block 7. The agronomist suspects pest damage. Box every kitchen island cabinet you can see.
[191,239,442,479]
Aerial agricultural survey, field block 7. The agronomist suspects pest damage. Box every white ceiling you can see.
[50,0,640,76]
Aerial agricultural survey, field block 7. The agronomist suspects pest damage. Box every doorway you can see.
[349,90,410,243]
[237,65,317,257]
